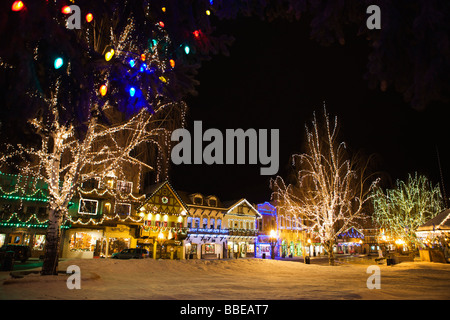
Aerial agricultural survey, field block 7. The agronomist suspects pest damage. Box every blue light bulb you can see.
[129,59,135,67]
[129,87,136,97]
[184,45,190,55]
[54,57,64,69]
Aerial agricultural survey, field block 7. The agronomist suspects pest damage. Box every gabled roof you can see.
[226,198,262,219]
[140,181,189,212]
[418,208,450,231]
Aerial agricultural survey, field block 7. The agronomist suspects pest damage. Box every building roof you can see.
[418,208,450,231]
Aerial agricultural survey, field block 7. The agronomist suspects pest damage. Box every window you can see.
[33,235,46,251]
[216,219,222,229]
[104,202,111,214]
[210,218,215,229]
[202,217,208,228]
[78,199,98,215]
[117,180,133,194]
[194,217,200,228]
[208,198,217,207]
[205,244,215,254]
[194,196,203,205]
[82,178,98,190]
[187,217,192,228]
[115,203,131,216]
[26,206,36,214]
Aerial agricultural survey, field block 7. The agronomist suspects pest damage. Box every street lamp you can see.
[269,230,277,259]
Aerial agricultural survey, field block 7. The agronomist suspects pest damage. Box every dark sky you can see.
[170,16,450,205]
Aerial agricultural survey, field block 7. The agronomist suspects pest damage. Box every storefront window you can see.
[205,244,215,254]
[0,234,5,247]
[247,244,254,253]
[108,238,130,255]
[8,233,25,245]
[191,244,197,254]
[33,235,46,250]
[69,232,99,252]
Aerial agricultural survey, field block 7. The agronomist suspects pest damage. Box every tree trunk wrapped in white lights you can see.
[271,106,378,265]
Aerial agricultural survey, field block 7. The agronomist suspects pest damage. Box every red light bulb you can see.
[62,6,71,14]
[12,1,25,11]
[86,13,93,23]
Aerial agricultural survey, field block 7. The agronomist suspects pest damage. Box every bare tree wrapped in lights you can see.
[0,4,191,275]
[271,106,378,265]
[371,173,443,250]
[3,99,182,275]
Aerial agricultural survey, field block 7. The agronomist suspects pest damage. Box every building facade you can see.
[177,191,261,260]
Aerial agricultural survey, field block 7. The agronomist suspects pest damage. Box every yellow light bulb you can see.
[105,49,115,61]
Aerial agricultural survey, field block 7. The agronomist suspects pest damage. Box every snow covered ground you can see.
[1,258,449,300]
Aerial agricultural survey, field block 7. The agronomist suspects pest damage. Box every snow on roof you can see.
[418,208,450,231]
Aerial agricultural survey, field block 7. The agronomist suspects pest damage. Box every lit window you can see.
[78,199,98,215]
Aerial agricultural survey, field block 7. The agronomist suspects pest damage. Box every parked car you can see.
[111,248,149,259]
[0,244,31,263]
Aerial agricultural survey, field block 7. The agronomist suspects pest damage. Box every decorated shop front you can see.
[336,227,365,254]
[184,228,228,259]
[226,235,257,258]
[137,181,188,259]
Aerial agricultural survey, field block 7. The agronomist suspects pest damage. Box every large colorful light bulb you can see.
[100,85,107,96]
[129,87,136,97]
[54,57,64,69]
[105,49,115,61]
[61,6,71,14]
[12,1,25,11]
[86,13,94,23]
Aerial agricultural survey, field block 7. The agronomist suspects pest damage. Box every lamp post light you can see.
[158,231,165,259]
[269,230,277,259]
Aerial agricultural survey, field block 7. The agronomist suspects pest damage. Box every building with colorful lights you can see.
[177,191,261,260]
[0,172,69,259]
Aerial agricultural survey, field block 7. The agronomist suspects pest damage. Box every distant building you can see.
[416,208,450,247]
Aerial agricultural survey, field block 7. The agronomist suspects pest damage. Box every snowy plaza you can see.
[1,257,450,300]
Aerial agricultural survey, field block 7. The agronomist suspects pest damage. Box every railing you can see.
[188,227,229,234]
[228,228,258,236]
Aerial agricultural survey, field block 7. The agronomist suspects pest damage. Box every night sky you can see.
[170,16,450,205]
